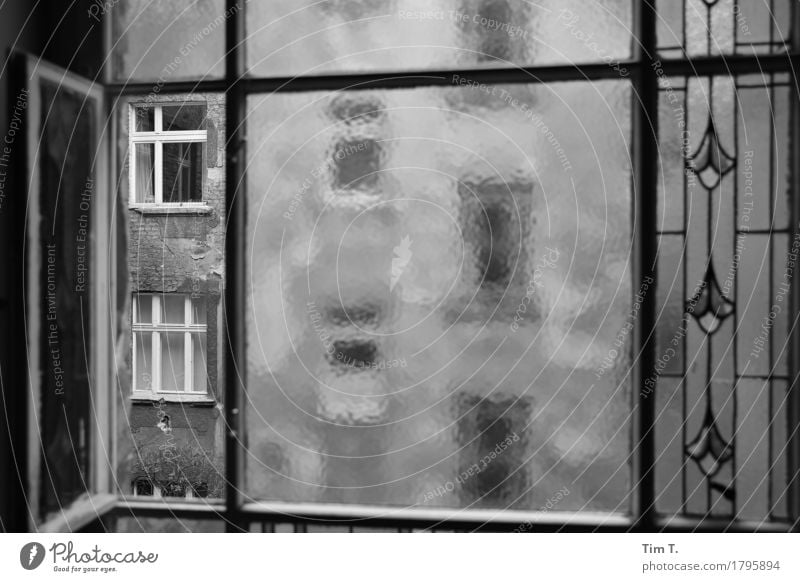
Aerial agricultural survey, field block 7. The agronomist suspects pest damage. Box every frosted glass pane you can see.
[161,333,186,391]
[112,0,225,82]
[247,0,632,76]
[245,80,632,511]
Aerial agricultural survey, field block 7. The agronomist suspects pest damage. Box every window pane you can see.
[161,295,186,324]
[192,297,207,325]
[134,143,155,203]
[247,0,632,76]
[134,332,153,390]
[192,334,208,393]
[134,294,153,324]
[161,332,186,391]
[657,0,792,57]
[111,0,225,82]
[163,142,205,202]
[245,81,632,511]
[134,106,154,132]
[163,104,207,131]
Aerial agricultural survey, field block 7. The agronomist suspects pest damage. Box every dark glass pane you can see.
[134,294,153,324]
[163,142,204,202]
[161,295,186,324]
[247,0,632,76]
[163,104,207,131]
[245,80,632,511]
[134,106,154,132]
[36,81,96,520]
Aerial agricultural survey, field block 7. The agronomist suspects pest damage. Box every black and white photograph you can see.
[0,0,798,579]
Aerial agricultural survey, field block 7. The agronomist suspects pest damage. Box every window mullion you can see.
[185,297,192,392]
[154,140,163,204]
[633,0,659,529]
[152,295,161,392]
[224,0,246,532]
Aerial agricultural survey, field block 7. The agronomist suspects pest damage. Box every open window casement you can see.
[19,53,117,531]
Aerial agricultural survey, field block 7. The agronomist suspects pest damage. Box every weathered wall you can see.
[119,92,226,495]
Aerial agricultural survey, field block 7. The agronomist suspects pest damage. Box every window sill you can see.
[130,204,212,215]
[131,392,216,405]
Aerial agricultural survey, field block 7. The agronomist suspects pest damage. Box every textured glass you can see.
[247,0,632,76]
[245,80,632,511]
[161,332,186,391]
[657,0,792,57]
[111,0,225,82]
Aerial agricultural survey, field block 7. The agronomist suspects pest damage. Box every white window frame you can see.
[132,294,209,399]
[128,103,208,207]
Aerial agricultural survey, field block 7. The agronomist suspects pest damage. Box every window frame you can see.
[128,103,208,208]
[91,0,800,533]
[132,293,210,401]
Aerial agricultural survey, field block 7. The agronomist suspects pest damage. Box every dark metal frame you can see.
[89,0,800,532]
